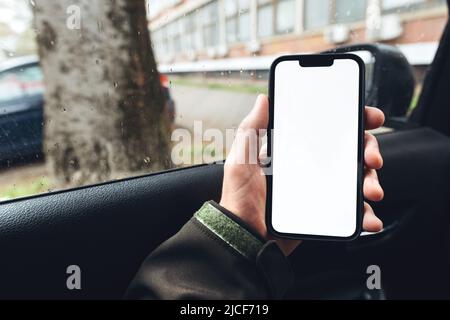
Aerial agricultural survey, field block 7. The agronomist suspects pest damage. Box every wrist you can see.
[218,199,267,239]
[195,201,265,259]
[219,199,302,257]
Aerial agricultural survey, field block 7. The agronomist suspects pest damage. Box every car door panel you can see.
[0,164,222,299]
[1,127,450,299]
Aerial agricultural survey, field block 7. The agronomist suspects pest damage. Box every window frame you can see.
[275,0,297,35]
[257,0,297,39]
[333,0,368,25]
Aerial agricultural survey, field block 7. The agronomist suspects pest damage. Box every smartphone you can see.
[266,54,365,241]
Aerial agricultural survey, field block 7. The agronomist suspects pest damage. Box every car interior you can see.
[1,1,450,300]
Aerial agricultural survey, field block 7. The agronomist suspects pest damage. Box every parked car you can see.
[0,56,44,165]
[0,56,176,165]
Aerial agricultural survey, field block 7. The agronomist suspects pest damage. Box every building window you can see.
[258,0,296,38]
[258,0,274,38]
[382,0,445,13]
[201,1,220,48]
[160,26,169,57]
[304,0,330,30]
[334,0,367,24]
[304,0,367,30]
[151,29,162,58]
[167,19,182,54]
[182,11,197,51]
[226,0,251,44]
[152,25,169,59]
[276,0,296,34]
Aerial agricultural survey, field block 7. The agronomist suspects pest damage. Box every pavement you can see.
[170,84,395,135]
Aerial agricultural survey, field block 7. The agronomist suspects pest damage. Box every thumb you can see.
[240,94,269,131]
[227,95,269,166]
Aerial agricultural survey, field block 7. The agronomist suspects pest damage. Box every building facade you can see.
[148,0,447,69]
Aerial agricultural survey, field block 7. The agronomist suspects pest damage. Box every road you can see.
[170,84,394,135]
[170,84,257,132]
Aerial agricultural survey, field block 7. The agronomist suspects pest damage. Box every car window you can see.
[16,65,44,97]
[0,0,447,201]
[0,72,26,103]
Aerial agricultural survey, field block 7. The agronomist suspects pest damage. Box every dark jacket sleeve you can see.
[125,201,293,300]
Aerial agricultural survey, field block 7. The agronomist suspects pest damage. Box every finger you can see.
[365,106,385,130]
[365,132,383,169]
[364,168,384,201]
[363,202,383,232]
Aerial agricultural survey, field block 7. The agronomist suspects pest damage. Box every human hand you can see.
[220,94,385,256]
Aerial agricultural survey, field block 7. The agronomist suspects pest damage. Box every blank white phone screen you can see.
[272,58,360,238]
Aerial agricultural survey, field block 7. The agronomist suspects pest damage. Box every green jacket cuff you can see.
[193,201,264,260]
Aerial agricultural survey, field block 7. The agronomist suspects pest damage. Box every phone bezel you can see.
[266,53,365,241]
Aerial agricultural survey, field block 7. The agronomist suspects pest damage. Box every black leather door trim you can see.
[0,163,223,299]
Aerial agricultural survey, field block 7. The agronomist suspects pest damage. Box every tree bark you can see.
[33,0,171,187]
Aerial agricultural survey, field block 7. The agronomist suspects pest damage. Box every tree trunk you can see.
[33,0,171,187]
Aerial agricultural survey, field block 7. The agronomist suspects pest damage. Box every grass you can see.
[188,143,223,163]
[171,141,225,167]
[1,176,52,200]
[170,78,268,95]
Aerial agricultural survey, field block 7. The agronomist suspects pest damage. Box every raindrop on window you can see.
[97,21,103,32]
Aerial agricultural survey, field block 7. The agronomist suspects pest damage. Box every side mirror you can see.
[323,43,416,125]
